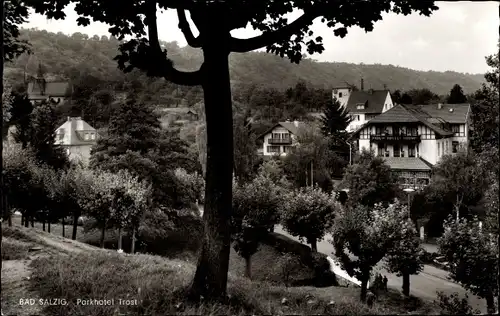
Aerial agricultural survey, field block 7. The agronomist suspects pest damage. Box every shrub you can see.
[1,237,34,260]
[436,292,480,315]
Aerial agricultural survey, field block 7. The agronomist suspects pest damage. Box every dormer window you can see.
[91,133,96,140]
[84,133,90,140]
[356,103,365,110]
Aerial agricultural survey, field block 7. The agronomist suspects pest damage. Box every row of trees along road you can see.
[4,0,440,302]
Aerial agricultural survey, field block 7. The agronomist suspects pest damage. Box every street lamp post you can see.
[403,188,415,219]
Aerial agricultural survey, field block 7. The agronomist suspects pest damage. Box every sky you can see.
[23,1,499,74]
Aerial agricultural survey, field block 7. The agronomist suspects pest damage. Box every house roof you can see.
[55,117,98,146]
[417,103,470,124]
[27,81,72,99]
[345,90,390,114]
[258,121,305,139]
[383,157,433,171]
[351,104,454,137]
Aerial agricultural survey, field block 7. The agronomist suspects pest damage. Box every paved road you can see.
[274,225,486,313]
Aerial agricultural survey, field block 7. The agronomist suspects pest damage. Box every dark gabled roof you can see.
[258,121,305,139]
[418,103,470,124]
[27,81,72,98]
[351,104,453,137]
[383,157,432,171]
[345,90,390,114]
[367,104,420,124]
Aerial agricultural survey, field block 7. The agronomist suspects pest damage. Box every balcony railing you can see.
[268,138,292,145]
[370,134,421,142]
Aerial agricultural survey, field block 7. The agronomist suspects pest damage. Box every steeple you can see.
[36,63,46,95]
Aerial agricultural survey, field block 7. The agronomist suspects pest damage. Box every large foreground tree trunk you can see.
[72,212,79,240]
[402,271,410,296]
[190,27,233,302]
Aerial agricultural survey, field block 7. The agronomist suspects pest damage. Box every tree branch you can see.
[177,9,202,48]
[229,11,319,53]
[146,0,202,86]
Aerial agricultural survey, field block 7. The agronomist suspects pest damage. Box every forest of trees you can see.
[5,29,485,109]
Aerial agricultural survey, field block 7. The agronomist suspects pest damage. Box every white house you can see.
[54,117,99,165]
[258,121,304,156]
[332,80,394,132]
[350,103,471,189]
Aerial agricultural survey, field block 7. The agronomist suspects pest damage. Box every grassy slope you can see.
[1,223,440,315]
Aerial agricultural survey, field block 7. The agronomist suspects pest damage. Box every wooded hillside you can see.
[5,29,485,101]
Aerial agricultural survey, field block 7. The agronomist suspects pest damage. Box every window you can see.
[452,141,459,153]
[267,146,280,154]
[282,133,290,140]
[339,92,343,98]
[378,144,384,157]
[91,133,96,140]
[271,133,281,140]
[283,146,291,154]
[84,133,90,140]
[393,144,400,157]
[445,141,449,153]
[408,127,418,136]
[376,126,384,135]
[408,145,416,157]
[422,126,433,139]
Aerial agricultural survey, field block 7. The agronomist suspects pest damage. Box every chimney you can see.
[67,116,71,122]
[293,120,299,127]
[437,103,443,109]
[383,84,387,90]
[360,78,364,91]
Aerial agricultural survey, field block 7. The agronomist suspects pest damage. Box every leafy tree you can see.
[391,89,402,104]
[384,219,424,296]
[341,149,398,208]
[90,98,195,208]
[232,173,283,279]
[406,88,441,105]
[283,123,344,189]
[30,103,69,170]
[4,0,31,62]
[438,217,498,314]
[257,159,290,187]
[30,0,438,300]
[470,43,499,153]
[428,150,489,221]
[2,85,13,126]
[280,186,337,252]
[9,89,34,149]
[332,201,409,302]
[446,84,467,104]
[400,92,413,104]
[233,111,258,183]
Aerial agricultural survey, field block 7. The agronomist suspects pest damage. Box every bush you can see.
[80,208,203,258]
[261,232,337,287]
[436,292,480,315]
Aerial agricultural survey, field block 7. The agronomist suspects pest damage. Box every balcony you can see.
[268,138,292,145]
[370,134,421,142]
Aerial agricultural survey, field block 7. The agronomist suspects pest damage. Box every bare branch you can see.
[229,11,318,53]
[146,0,202,86]
[177,9,202,48]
